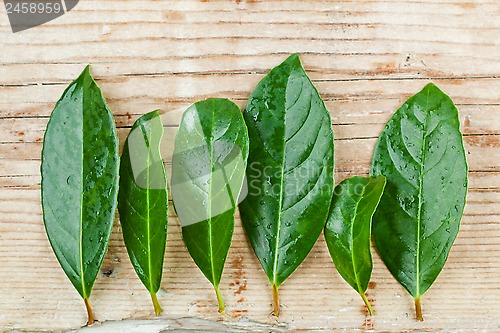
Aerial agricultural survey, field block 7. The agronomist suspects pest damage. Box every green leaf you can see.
[239,54,335,315]
[324,175,386,316]
[118,110,168,316]
[41,66,119,325]
[370,83,468,321]
[171,98,249,313]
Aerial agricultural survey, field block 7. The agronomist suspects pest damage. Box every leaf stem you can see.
[214,285,225,314]
[360,292,374,316]
[415,297,424,321]
[84,298,95,326]
[271,284,280,316]
[150,292,163,316]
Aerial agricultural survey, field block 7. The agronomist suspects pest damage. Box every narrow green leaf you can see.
[41,65,119,325]
[239,53,335,315]
[370,83,468,321]
[118,110,168,316]
[324,175,386,316]
[171,98,249,313]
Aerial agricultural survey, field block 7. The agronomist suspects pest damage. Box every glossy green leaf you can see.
[41,66,119,325]
[171,98,249,313]
[370,83,468,321]
[324,176,386,316]
[239,53,335,315]
[118,110,168,316]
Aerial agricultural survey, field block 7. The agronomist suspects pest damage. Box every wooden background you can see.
[1,0,499,331]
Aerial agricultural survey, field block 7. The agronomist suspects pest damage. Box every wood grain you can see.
[1,0,499,331]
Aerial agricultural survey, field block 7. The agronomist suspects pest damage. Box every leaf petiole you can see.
[271,284,280,316]
[360,292,374,316]
[415,297,424,321]
[150,292,163,316]
[83,297,95,326]
[214,285,225,314]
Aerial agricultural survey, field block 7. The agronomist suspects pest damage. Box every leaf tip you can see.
[373,174,387,187]
[77,64,96,87]
[285,53,302,67]
[422,82,444,95]
[82,64,92,78]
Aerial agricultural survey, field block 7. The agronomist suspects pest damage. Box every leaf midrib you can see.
[79,78,87,299]
[208,100,217,286]
[415,88,431,297]
[272,67,295,286]
[350,180,369,295]
[139,121,154,293]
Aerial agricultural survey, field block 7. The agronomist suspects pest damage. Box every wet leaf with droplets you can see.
[239,54,335,315]
[324,175,386,316]
[171,98,249,313]
[370,83,468,321]
[118,111,168,316]
[41,66,119,325]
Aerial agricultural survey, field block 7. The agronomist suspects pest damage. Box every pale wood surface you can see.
[1,0,499,332]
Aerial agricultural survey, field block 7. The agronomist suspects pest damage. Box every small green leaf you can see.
[239,54,335,316]
[324,175,386,316]
[41,66,119,325]
[118,110,168,316]
[370,83,468,321]
[171,98,249,313]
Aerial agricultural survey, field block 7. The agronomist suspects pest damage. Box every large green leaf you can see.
[118,110,168,316]
[239,54,335,315]
[370,83,468,321]
[171,98,249,313]
[41,66,119,325]
[324,176,386,316]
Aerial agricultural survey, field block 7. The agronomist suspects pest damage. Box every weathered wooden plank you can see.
[1,0,499,331]
[1,103,499,145]
[1,195,500,331]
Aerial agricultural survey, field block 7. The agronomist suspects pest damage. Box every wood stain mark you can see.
[465,135,500,148]
[374,62,399,75]
[231,309,248,319]
[163,11,185,21]
[194,299,215,316]
[458,2,477,9]
[234,280,247,296]
[229,254,248,318]
[230,254,245,280]
[464,115,471,128]
[101,266,115,278]
[230,255,247,294]
[361,316,374,330]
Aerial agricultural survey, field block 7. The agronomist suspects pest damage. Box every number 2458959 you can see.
[6,2,63,14]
